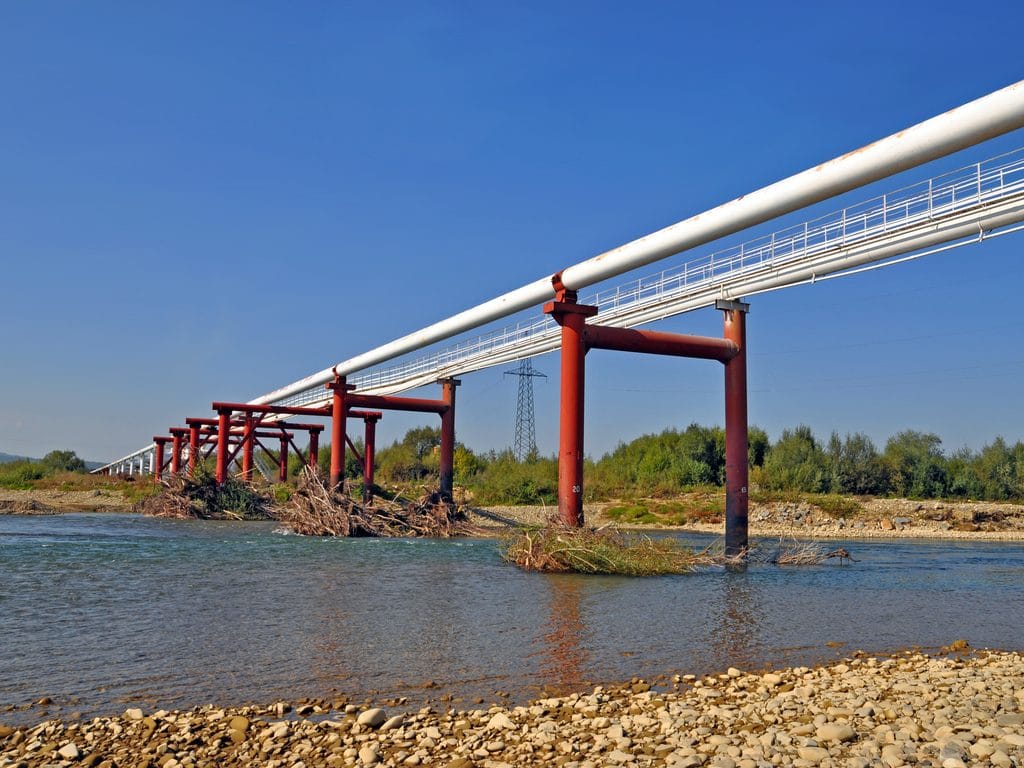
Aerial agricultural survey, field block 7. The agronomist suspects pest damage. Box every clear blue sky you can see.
[2,1,1023,462]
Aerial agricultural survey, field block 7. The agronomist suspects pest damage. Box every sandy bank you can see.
[476,498,1024,542]
[0,489,131,514]
[2,650,1021,768]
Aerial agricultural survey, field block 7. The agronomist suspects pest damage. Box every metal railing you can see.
[268,146,1024,407]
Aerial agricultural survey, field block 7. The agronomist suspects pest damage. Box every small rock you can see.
[797,746,829,763]
[359,745,381,765]
[357,708,387,728]
[228,716,250,732]
[816,723,855,743]
[380,715,405,731]
[125,708,144,720]
[938,741,968,762]
[486,712,516,730]
[58,743,81,759]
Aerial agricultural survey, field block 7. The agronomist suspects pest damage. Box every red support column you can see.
[363,415,378,504]
[215,408,230,484]
[718,299,750,559]
[544,289,598,527]
[438,378,461,502]
[278,437,289,483]
[171,433,183,475]
[241,414,255,481]
[189,424,200,476]
[153,439,166,484]
[308,429,320,470]
[327,377,353,489]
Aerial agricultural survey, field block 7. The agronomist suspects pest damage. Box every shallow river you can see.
[1,513,1021,719]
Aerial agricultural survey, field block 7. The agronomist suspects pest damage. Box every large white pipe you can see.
[253,79,1024,405]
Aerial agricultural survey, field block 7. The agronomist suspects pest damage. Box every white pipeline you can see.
[253,80,1024,405]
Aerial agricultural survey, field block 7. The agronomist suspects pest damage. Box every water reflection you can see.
[4,516,1024,721]
[531,575,591,695]
[708,573,768,671]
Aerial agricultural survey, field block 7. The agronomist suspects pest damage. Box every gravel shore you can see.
[3,651,1021,768]
[475,500,1024,542]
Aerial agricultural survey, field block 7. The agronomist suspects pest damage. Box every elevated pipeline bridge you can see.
[96,79,1024,552]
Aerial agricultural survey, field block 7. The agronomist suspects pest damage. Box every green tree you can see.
[972,437,1016,500]
[825,431,887,495]
[882,430,948,498]
[41,450,86,473]
[946,446,983,499]
[762,425,828,492]
[748,426,770,469]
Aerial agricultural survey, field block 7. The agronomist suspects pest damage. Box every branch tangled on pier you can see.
[276,467,486,537]
[760,538,858,565]
[133,469,273,520]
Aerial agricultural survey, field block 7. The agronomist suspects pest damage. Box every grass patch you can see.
[751,490,863,518]
[503,524,708,575]
[604,504,660,525]
[603,489,725,527]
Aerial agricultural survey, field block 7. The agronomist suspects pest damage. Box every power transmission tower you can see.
[504,359,546,460]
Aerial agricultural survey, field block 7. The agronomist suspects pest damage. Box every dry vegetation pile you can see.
[275,468,486,537]
[504,525,854,574]
[503,524,713,575]
[132,471,273,520]
[760,539,857,565]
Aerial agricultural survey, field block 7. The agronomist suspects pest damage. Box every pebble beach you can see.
[3,651,1022,768]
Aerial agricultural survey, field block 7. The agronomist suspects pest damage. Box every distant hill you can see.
[0,451,106,471]
[0,451,33,464]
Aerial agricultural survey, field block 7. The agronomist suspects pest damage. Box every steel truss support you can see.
[439,378,460,503]
[361,412,380,504]
[545,288,750,557]
[184,413,315,483]
[325,378,455,499]
[152,437,171,483]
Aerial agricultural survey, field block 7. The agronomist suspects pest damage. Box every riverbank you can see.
[476,496,1024,541]
[6,486,1024,541]
[0,489,132,514]
[2,650,1021,768]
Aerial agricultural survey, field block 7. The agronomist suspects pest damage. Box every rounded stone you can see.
[797,746,829,763]
[359,745,381,764]
[58,743,81,760]
[357,708,387,728]
[816,723,855,743]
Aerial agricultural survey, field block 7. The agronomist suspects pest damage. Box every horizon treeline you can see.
[8,425,1024,507]
[306,422,1024,506]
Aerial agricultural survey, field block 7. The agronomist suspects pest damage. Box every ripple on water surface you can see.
[1,513,1022,718]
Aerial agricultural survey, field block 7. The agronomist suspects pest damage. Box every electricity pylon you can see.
[504,359,546,460]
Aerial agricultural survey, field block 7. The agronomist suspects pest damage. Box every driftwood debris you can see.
[133,472,273,520]
[765,538,856,565]
[277,467,486,537]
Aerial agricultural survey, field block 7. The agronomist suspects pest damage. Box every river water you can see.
[1,513,1022,719]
